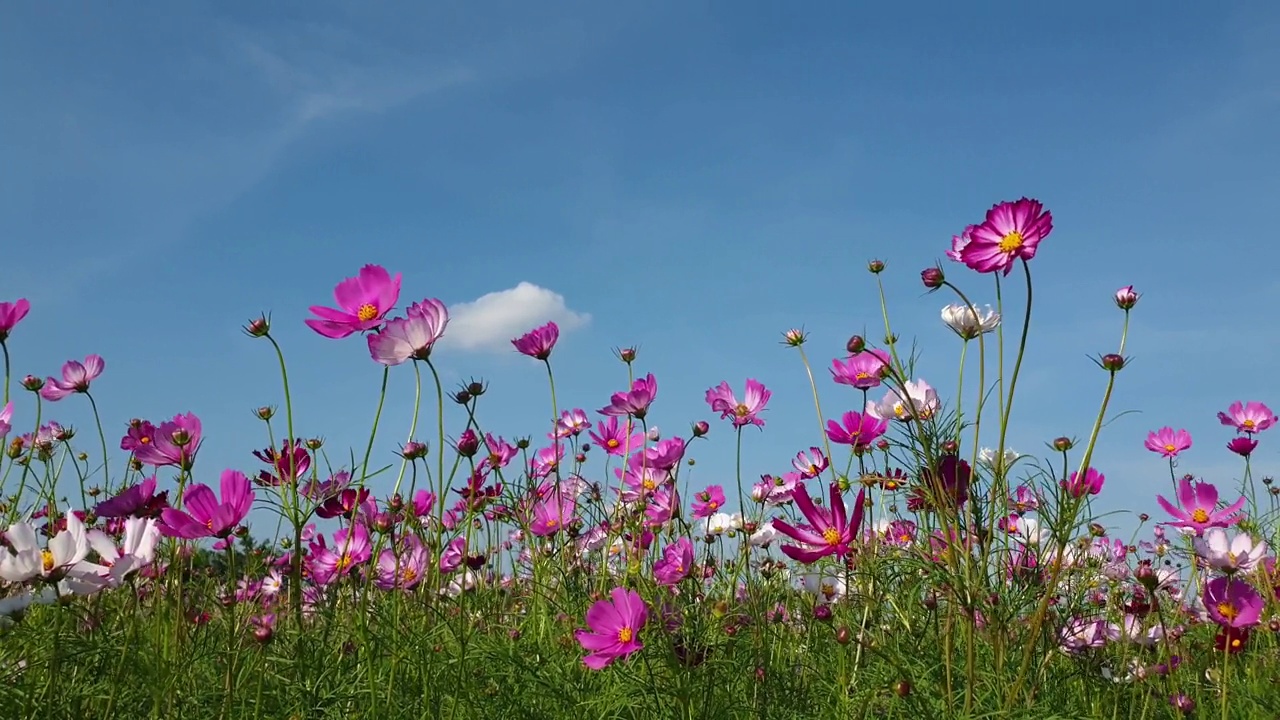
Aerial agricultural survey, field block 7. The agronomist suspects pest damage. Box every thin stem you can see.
[390,360,423,500]
[86,392,111,493]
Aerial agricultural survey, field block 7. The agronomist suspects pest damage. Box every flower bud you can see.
[400,441,428,460]
[515,437,530,450]
[21,375,43,392]
[894,680,912,698]
[813,604,833,622]
[305,437,323,451]
[782,328,807,347]
[1099,353,1126,372]
[466,379,487,397]
[940,440,958,455]
[616,347,637,364]
[692,421,710,438]
[846,335,866,354]
[836,626,852,645]
[255,406,275,421]
[453,390,472,405]
[1113,285,1139,310]
[920,267,945,289]
[1052,436,1074,452]
[868,259,885,274]
[243,315,270,338]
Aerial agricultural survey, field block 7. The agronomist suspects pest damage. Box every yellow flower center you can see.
[855,372,869,380]
[809,464,820,475]
[1191,508,1210,523]
[401,567,419,583]
[1163,444,1176,453]
[708,501,719,510]
[545,519,559,529]
[1216,601,1238,621]
[335,554,353,572]
[998,230,1024,253]
[356,303,379,322]
[822,527,841,545]
[489,453,502,466]
[734,403,750,417]
[821,581,836,598]
[606,439,619,449]
[893,404,906,418]
[41,549,55,572]
[1243,419,1256,430]
[642,479,656,491]
[139,436,150,444]
[617,626,633,643]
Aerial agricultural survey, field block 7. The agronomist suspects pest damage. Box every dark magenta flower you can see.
[1060,467,1104,499]
[959,198,1053,275]
[1227,436,1258,457]
[94,476,168,519]
[39,354,105,401]
[512,321,559,360]
[158,469,254,539]
[1202,576,1263,630]
[772,482,865,564]
[575,587,648,670]
[305,264,402,339]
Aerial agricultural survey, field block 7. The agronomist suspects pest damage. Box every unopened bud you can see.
[1099,353,1126,372]
[867,259,886,274]
[255,406,275,421]
[920,267,945,289]
[846,335,866,354]
[782,328,807,347]
[243,315,271,338]
[305,437,323,451]
[22,375,43,391]
[1052,436,1074,452]
[692,421,710,438]
[1113,285,1140,311]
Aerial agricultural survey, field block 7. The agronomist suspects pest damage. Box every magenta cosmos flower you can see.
[589,417,645,456]
[1145,427,1191,459]
[653,538,694,586]
[305,264,402,339]
[598,373,658,419]
[772,482,865,564]
[528,484,577,537]
[1217,401,1277,435]
[512,321,559,360]
[691,485,726,519]
[367,298,449,365]
[575,586,648,670]
[825,411,888,450]
[0,298,30,341]
[705,379,772,428]
[1202,576,1263,630]
[958,198,1053,276]
[158,469,255,539]
[1060,467,1104,499]
[40,354,105,401]
[132,412,203,471]
[830,350,891,390]
[1155,476,1246,536]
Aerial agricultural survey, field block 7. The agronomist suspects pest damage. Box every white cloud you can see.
[444,282,590,353]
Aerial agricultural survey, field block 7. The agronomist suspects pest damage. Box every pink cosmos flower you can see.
[528,485,577,537]
[792,447,829,479]
[691,485,726,519]
[0,401,11,440]
[375,534,429,591]
[959,198,1053,276]
[1061,467,1104,499]
[39,355,105,401]
[1217,401,1277,435]
[512,321,559,360]
[158,469,255,539]
[555,409,590,438]
[94,476,168,519]
[772,482,865,564]
[132,412,203,471]
[309,524,373,585]
[589,417,644,457]
[1144,427,1191,459]
[598,373,659,419]
[632,437,685,472]
[305,264,402,339]
[0,299,30,341]
[1202,576,1263,630]
[366,298,448,365]
[825,411,888,450]
[946,226,976,263]
[1227,437,1258,458]
[575,586,648,670]
[653,538,694,586]
[645,488,679,526]
[830,350,891,390]
[705,379,772,428]
[1155,477,1246,536]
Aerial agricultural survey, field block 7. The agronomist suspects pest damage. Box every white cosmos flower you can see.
[801,568,846,604]
[978,447,1020,472]
[703,512,743,536]
[941,304,1001,340]
[866,380,940,422]
[1194,527,1267,574]
[77,517,161,587]
[0,513,91,584]
[748,521,777,547]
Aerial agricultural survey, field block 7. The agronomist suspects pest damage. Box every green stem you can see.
[86,392,111,493]
[389,360,423,500]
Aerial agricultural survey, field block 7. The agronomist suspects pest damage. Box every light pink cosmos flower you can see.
[309,524,372,585]
[366,298,448,365]
[0,401,11,439]
[555,408,591,438]
[598,373,658,419]
[528,484,577,537]
[959,198,1053,276]
[1155,477,1246,536]
[653,538,693,586]
[1144,427,1191,459]
[705,379,772,428]
[305,264,402,339]
[772,482,865,564]
[158,470,255,540]
[1217,401,1277,435]
[867,380,939,422]
[1194,527,1267,575]
[792,447,828,479]
[512,321,559,360]
[575,586,648,670]
[40,355,105,401]
[946,226,976,263]
[1202,576,1263,630]
[0,298,30,341]
[830,349,891,390]
[375,534,429,591]
[589,417,644,457]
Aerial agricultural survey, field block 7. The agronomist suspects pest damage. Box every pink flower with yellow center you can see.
[958,198,1053,276]
[1144,427,1191,459]
[1202,576,1263,630]
[1217,400,1277,435]
[305,264,402,339]
[575,587,648,670]
[705,379,772,428]
[771,482,865,564]
[1155,476,1246,536]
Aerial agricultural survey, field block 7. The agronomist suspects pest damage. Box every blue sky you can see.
[2,1,1278,537]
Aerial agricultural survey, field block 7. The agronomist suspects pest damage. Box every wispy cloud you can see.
[444,282,590,353]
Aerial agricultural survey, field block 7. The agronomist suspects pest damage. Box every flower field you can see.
[1,198,1278,719]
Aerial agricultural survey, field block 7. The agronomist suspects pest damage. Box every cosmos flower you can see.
[867,380,939,422]
[959,198,1054,276]
[598,373,659,419]
[1155,477,1246,536]
[1217,401,1276,435]
[792,447,829,479]
[305,264,402,339]
[940,304,1000,339]
[653,538,694,586]
[157,469,255,540]
[512,321,560,360]
[1202,576,1263,630]
[0,401,12,439]
[691,485,726,519]
[825,411,888,450]
[0,512,90,584]
[830,349,891,390]
[575,586,648,670]
[705,379,772,428]
[367,298,449,365]
[0,298,30,342]
[132,412,204,471]
[39,355,105,401]
[772,482,865,564]
[1144,427,1192,459]
[589,418,645,457]
[1061,467,1104,499]
[1194,527,1267,574]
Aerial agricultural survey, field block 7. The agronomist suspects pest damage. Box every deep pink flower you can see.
[631,437,685,472]
[528,485,576,537]
[598,373,658,419]
[1202,576,1263,629]
[40,354,105,401]
[575,586,648,670]
[1155,477,1246,536]
[1227,436,1258,458]
[705,379,772,428]
[512,321,559,360]
[830,350,891,390]
[0,299,30,341]
[924,455,972,507]
[555,409,591,438]
[589,417,645,457]
[309,524,373,585]
[252,439,311,487]
[366,298,449,365]
[1144,427,1191,458]
[1061,467,1104,499]
[1217,401,1277,435]
[959,198,1053,276]
[315,488,370,520]
[132,412,203,471]
[305,264,401,339]
[158,469,255,539]
[94,476,168,519]
[825,411,888,450]
[691,485,726,519]
[772,482,865,564]
[653,538,694,586]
